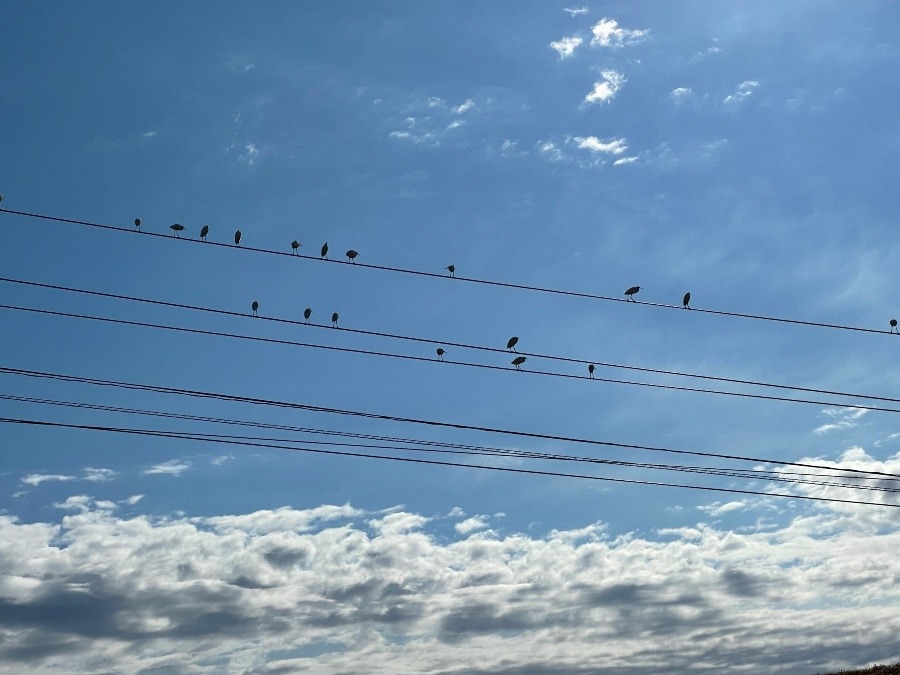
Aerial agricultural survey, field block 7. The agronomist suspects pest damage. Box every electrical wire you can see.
[3,276,898,406]
[3,416,897,508]
[3,364,898,480]
[3,302,899,415]
[2,206,896,337]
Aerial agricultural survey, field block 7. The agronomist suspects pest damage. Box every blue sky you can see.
[1,2,900,672]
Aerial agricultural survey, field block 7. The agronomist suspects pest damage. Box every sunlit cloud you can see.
[590,18,648,48]
[550,36,583,59]
[584,70,626,104]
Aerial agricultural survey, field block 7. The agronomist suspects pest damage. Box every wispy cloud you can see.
[453,98,475,114]
[584,70,626,104]
[571,135,628,155]
[670,87,693,103]
[120,494,144,506]
[143,460,192,477]
[697,501,747,517]
[814,407,869,435]
[724,80,760,105]
[83,467,117,482]
[536,140,567,162]
[613,156,639,166]
[590,18,648,48]
[21,473,76,487]
[550,36,583,59]
[564,7,589,16]
[455,515,489,534]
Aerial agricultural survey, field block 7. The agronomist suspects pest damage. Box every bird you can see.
[0,194,4,203]
[234,230,242,246]
[134,218,142,231]
[304,308,312,324]
[251,300,259,317]
[624,286,641,301]
[683,292,691,309]
[346,249,358,263]
[506,336,519,352]
[436,348,446,361]
[321,242,329,259]
[170,223,185,237]
[200,225,209,242]
[331,312,339,327]
[588,363,595,378]
[891,319,898,334]
[291,240,301,255]
[446,264,455,277]
[512,356,527,371]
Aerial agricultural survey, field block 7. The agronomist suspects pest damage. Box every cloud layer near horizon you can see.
[1,474,898,674]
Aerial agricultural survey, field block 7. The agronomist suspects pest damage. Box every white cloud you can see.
[590,18,648,48]
[564,7,589,16]
[453,99,475,114]
[536,140,567,162]
[572,135,628,155]
[426,96,445,108]
[499,139,527,157]
[550,36,583,59]
[455,516,489,534]
[724,80,760,105]
[814,407,869,435]
[82,467,117,482]
[447,506,466,517]
[697,500,748,517]
[142,460,191,477]
[238,141,259,165]
[670,86,693,103]
[142,130,157,139]
[211,454,235,466]
[613,156,639,166]
[20,473,76,487]
[0,478,898,673]
[584,70,626,104]
[120,494,144,506]
[446,120,464,131]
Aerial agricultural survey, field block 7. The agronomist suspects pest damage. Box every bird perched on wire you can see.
[891,319,898,334]
[304,308,312,324]
[506,336,519,352]
[321,242,329,259]
[512,356,527,371]
[234,230,242,246]
[624,286,641,301]
[436,348,445,361]
[134,218,142,231]
[588,363,595,378]
[331,312,339,327]
[446,264,455,278]
[291,240,301,255]
[251,301,259,317]
[200,225,209,242]
[346,249,358,263]
[170,223,185,237]
[683,292,691,309]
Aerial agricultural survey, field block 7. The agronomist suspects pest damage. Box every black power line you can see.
[3,365,898,480]
[4,416,897,508]
[3,302,900,414]
[3,276,898,406]
[2,206,895,337]
[5,394,894,491]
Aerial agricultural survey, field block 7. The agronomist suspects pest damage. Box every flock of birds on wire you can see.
[2,195,899,354]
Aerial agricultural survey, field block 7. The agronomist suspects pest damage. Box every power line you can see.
[4,416,897,508]
[3,365,897,480]
[3,276,898,406]
[2,206,895,337]
[5,394,893,490]
[3,302,900,414]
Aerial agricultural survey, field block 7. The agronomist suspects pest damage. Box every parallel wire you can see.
[3,416,897,508]
[2,206,895,337]
[4,303,900,415]
[4,393,894,490]
[3,276,898,406]
[3,365,898,480]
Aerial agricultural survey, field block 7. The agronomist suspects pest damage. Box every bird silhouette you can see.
[170,223,185,237]
[446,264,455,277]
[512,356,527,370]
[291,240,301,255]
[304,308,312,324]
[251,300,259,317]
[134,218,142,231]
[200,225,209,242]
[321,242,329,259]
[683,292,691,309]
[506,336,519,352]
[346,249,358,263]
[234,230,242,246]
[0,195,4,203]
[588,363,595,378]
[625,286,641,301]
[436,348,445,361]
[891,319,898,334]
[331,312,339,327]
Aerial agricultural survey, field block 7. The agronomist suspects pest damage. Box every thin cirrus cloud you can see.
[590,18,648,48]
[724,80,760,104]
[0,457,898,674]
[814,407,869,435]
[571,135,628,155]
[142,459,192,477]
[584,70,626,104]
[20,473,77,487]
[549,35,583,59]
[670,86,693,103]
[564,7,589,16]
